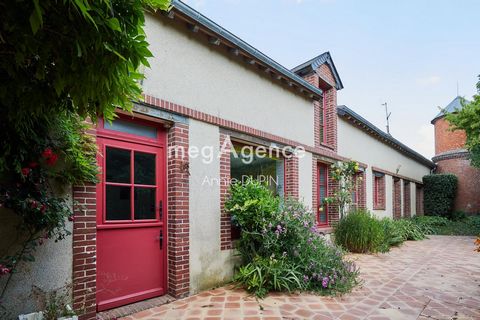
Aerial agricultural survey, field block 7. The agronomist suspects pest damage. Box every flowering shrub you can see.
[324,160,360,219]
[0,115,98,301]
[226,180,358,297]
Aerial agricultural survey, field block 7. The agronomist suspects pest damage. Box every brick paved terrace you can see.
[120,236,480,320]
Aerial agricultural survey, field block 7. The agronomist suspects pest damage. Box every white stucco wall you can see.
[298,152,313,210]
[338,118,431,217]
[143,14,315,147]
[0,191,72,318]
[188,119,236,293]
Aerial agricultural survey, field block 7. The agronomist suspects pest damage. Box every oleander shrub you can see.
[227,180,359,298]
[333,210,385,253]
[423,174,457,217]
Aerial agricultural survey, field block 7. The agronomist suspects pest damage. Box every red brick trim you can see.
[372,172,386,210]
[393,178,402,219]
[285,155,299,199]
[415,184,424,216]
[371,166,422,185]
[356,171,367,210]
[403,180,411,218]
[141,94,365,167]
[327,166,340,224]
[167,122,190,298]
[219,133,232,250]
[312,157,319,220]
[72,183,97,320]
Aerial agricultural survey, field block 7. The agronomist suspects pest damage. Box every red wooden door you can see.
[96,118,167,311]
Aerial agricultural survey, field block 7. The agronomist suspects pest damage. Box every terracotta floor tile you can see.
[117,236,479,320]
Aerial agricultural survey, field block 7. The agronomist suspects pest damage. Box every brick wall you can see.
[284,155,299,199]
[356,171,367,210]
[327,167,340,223]
[72,183,97,320]
[416,184,424,216]
[403,181,411,218]
[301,66,337,152]
[166,122,190,298]
[434,117,466,155]
[219,133,232,250]
[393,178,402,219]
[436,157,480,214]
[372,173,386,210]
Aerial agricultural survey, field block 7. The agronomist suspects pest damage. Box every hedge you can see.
[423,174,457,216]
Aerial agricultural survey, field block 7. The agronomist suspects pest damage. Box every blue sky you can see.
[183,0,480,158]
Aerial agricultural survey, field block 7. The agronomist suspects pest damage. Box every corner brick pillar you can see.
[284,155,299,199]
[72,183,97,320]
[219,133,232,250]
[357,171,367,210]
[403,181,411,218]
[327,167,340,224]
[167,122,190,298]
[393,178,402,219]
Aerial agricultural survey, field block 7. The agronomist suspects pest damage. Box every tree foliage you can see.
[0,0,170,302]
[446,76,480,167]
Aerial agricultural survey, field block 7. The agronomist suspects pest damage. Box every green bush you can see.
[394,219,426,240]
[226,180,358,298]
[423,174,457,217]
[449,210,467,221]
[333,210,385,253]
[380,218,405,249]
[233,256,304,298]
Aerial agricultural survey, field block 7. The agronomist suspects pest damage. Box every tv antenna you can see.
[381,102,391,134]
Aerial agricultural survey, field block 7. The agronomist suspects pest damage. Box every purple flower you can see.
[322,277,329,288]
[303,275,309,282]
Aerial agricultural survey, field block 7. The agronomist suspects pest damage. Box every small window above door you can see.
[104,118,157,139]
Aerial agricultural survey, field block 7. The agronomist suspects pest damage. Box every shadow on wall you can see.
[0,206,73,319]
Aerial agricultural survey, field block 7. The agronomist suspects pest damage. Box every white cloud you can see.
[410,124,435,159]
[415,75,441,87]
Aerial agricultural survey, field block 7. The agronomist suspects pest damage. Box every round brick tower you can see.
[431,96,480,214]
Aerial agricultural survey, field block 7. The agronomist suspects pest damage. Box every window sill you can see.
[316,226,333,234]
[319,142,335,150]
[373,206,386,211]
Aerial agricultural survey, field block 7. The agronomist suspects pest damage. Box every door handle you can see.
[159,230,163,250]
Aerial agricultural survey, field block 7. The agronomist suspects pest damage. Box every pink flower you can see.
[28,161,38,168]
[21,167,31,176]
[68,215,75,222]
[45,153,58,166]
[30,200,38,209]
[42,148,53,159]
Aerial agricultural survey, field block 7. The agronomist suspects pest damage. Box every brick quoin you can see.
[372,174,386,210]
[356,171,367,210]
[284,155,299,199]
[219,133,232,250]
[434,117,467,155]
[393,178,402,219]
[167,122,190,298]
[72,183,97,320]
[403,181,411,218]
[416,184,424,216]
[327,167,340,224]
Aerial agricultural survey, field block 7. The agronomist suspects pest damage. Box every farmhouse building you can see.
[0,1,435,318]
